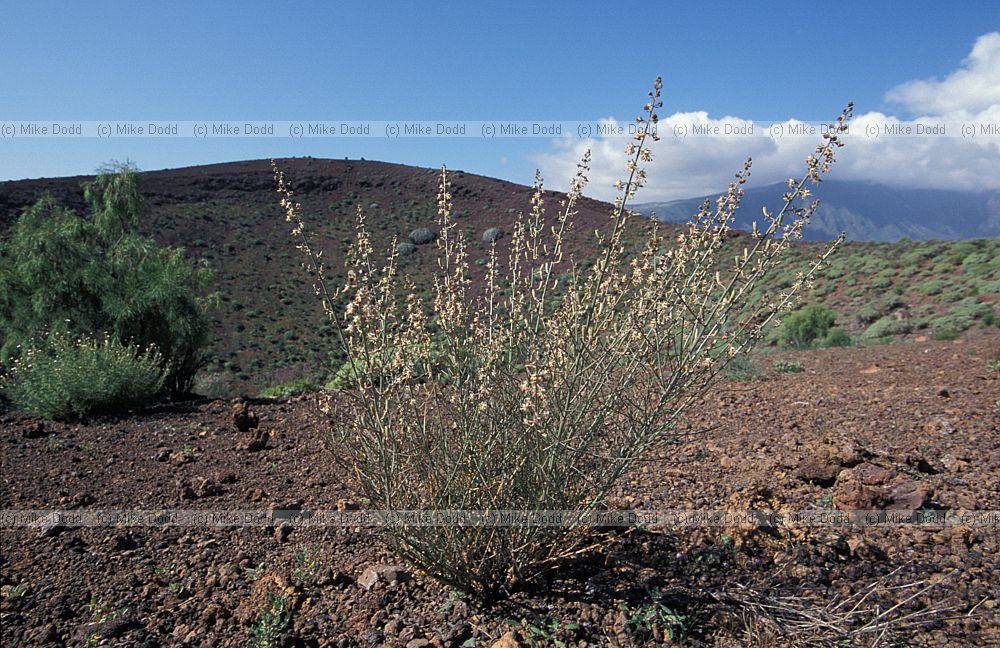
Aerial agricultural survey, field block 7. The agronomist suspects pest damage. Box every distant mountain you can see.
[633,180,1000,242]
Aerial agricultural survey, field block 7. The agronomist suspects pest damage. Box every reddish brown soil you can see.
[2,330,998,646]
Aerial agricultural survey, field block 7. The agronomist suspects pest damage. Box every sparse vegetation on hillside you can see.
[278,79,853,599]
[4,162,995,397]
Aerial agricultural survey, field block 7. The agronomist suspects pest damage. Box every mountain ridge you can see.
[633,180,1000,242]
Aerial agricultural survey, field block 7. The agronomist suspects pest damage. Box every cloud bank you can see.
[536,32,1000,202]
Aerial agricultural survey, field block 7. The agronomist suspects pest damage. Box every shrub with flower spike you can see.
[275,78,853,601]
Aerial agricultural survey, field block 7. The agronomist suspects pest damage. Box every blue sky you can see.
[2,1,998,200]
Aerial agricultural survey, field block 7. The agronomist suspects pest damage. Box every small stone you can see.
[923,417,955,435]
[936,386,950,398]
[274,524,292,543]
[177,480,198,500]
[231,401,259,432]
[23,421,47,439]
[357,564,411,591]
[794,457,840,487]
[110,533,138,551]
[33,623,59,643]
[193,476,221,498]
[37,511,65,537]
[82,617,138,640]
[905,455,938,475]
[235,429,268,452]
[491,631,522,648]
[888,480,932,514]
[406,640,430,648]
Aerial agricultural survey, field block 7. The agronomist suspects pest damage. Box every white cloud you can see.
[886,32,1000,115]
[536,32,1000,202]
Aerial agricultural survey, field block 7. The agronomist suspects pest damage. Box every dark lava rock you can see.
[23,421,47,439]
[357,565,411,591]
[231,400,259,432]
[36,512,65,537]
[235,429,268,452]
[833,462,933,514]
[110,533,138,551]
[794,457,841,487]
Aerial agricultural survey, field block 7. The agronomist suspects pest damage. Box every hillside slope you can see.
[2,160,998,397]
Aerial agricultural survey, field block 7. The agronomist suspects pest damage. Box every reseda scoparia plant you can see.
[275,78,853,601]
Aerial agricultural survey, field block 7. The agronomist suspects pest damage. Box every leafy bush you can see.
[259,378,321,398]
[482,226,504,242]
[778,304,838,349]
[722,354,763,382]
[772,359,804,373]
[409,227,436,245]
[276,82,853,600]
[870,270,894,291]
[983,308,1000,328]
[0,162,214,396]
[930,327,961,341]
[917,278,945,295]
[820,327,852,347]
[855,304,881,326]
[3,332,165,419]
[324,345,443,391]
[863,316,913,339]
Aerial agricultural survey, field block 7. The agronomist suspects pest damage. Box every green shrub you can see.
[899,247,935,267]
[983,308,1000,328]
[772,359,804,373]
[862,316,913,339]
[722,354,763,382]
[917,278,945,295]
[820,327,852,347]
[855,304,881,326]
[778,304,837,348]
[409,227,435,245]
[870,270,895,291]
[325,345,446,391]
[482,226,503,242]
[259,378,321,398]
[3,332,165,419]
[0,163,214,396]
[930,328,961,341]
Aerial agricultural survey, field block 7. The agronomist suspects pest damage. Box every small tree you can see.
[278,79,853,600]
[1,162,214,405]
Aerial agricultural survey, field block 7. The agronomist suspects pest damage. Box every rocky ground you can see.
[2,330,998,647]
